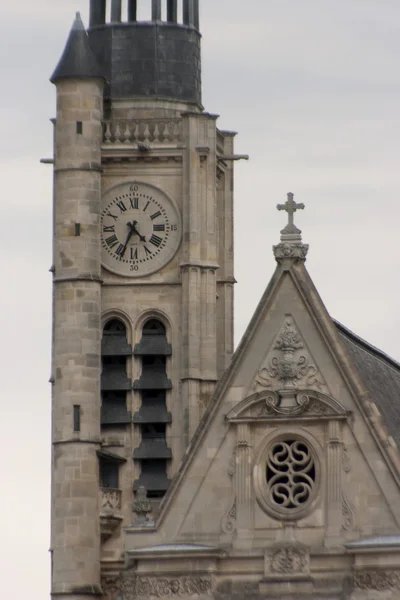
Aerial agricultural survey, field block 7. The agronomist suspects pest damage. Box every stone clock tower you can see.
[50,1,237,598]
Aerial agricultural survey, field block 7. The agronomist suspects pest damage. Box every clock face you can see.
[101,182,181,277]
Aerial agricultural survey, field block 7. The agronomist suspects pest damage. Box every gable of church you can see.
[122,211,400,599]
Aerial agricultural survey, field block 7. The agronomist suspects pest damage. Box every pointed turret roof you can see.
[50,12,104,84]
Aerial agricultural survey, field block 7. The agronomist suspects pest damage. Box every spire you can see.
[50,12,105,84]
[273,192,309,262]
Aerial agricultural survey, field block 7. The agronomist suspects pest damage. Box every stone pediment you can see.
[250,316,329,395]
[226,390,349,422]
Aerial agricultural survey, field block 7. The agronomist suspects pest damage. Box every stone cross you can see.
[277,192,305,231]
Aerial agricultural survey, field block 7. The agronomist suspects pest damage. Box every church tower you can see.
[50,1,237,597]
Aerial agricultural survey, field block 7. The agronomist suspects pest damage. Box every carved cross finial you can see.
[277,192,305,234]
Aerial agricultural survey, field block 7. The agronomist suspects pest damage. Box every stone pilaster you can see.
[235,423,253,541]
[216,131,235,377]
[325,419,343,545]
[180,113,219,443]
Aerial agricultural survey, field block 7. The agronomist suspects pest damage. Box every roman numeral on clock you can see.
[130,247,138,260]
[144,246,152,257]
[116,200,127,212]
[153,224,165,232]
[150,234,163,248]
[105,235,119,249]
[105,211,118,221]
[103,225,115,233]
[130,197,139,209]
[115,244,125,256]
[150,211,162,221]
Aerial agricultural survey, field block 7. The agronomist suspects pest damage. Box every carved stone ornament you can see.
[102,575,213,599]
[101,488,122,512]
[273,241,309,261]
[132,486,151,525]
[341,443,355,531]
[257,392,310,417]
[252,318,326,393]
[266,544,310,575]
[354,571,400,591]
[342,443,351,473]
[221,450,237,534]
[342,491,355,531]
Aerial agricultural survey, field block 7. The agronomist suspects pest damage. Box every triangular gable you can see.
[126,252,400,552]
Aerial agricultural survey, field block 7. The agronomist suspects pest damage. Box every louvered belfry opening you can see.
[101,319,132,426]
[133,319,172,497]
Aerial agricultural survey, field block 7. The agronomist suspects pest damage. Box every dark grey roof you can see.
[336,320,400,446]
[50,12,105,84]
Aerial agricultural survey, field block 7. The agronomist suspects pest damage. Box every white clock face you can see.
[101,182,181,277]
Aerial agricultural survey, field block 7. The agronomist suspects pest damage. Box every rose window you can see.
[264,439,317,516]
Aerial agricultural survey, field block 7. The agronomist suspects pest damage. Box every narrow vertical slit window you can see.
[76,121,83,134]
[75,223,81,237]
[73,405,81,432]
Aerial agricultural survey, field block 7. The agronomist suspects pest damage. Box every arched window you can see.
[142,319,166,335]
[133,318,172,497]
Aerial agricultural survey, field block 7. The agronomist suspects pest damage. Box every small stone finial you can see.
[273,192,309,263]
[72,12,85,31]
[132,486,152,525]
[277,192,305,235]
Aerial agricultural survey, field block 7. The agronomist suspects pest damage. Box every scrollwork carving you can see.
[102,575,213,599]
[342,491,355,531]
[273,242,309,261]
[253,319,326,392]
[221,450,237,534]
[354,571,400,590]
[267,546,309,574]
[341,443,351,473]
[266,440,315,511]
[255,392,337,419]
[102,575,124,600]
[135,576,213,597]
[341,443,355,531]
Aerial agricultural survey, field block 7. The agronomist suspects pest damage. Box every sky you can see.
[2,0,400,598]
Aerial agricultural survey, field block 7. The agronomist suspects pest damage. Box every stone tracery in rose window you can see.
[266,439,316,511]
[254,434,320,520]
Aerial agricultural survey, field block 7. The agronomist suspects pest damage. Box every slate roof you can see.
[51,12,104,84]
[336,320,400,446]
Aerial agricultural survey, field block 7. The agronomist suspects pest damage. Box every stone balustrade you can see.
[103,119,183,146]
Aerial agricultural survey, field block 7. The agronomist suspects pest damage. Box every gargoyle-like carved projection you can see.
[252,317,327,393]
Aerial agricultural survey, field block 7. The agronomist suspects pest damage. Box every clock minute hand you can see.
[120,221,137,258]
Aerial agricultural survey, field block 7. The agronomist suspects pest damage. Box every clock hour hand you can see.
[130,221,146,243]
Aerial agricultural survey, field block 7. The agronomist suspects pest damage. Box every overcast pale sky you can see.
[2,1,400,598]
